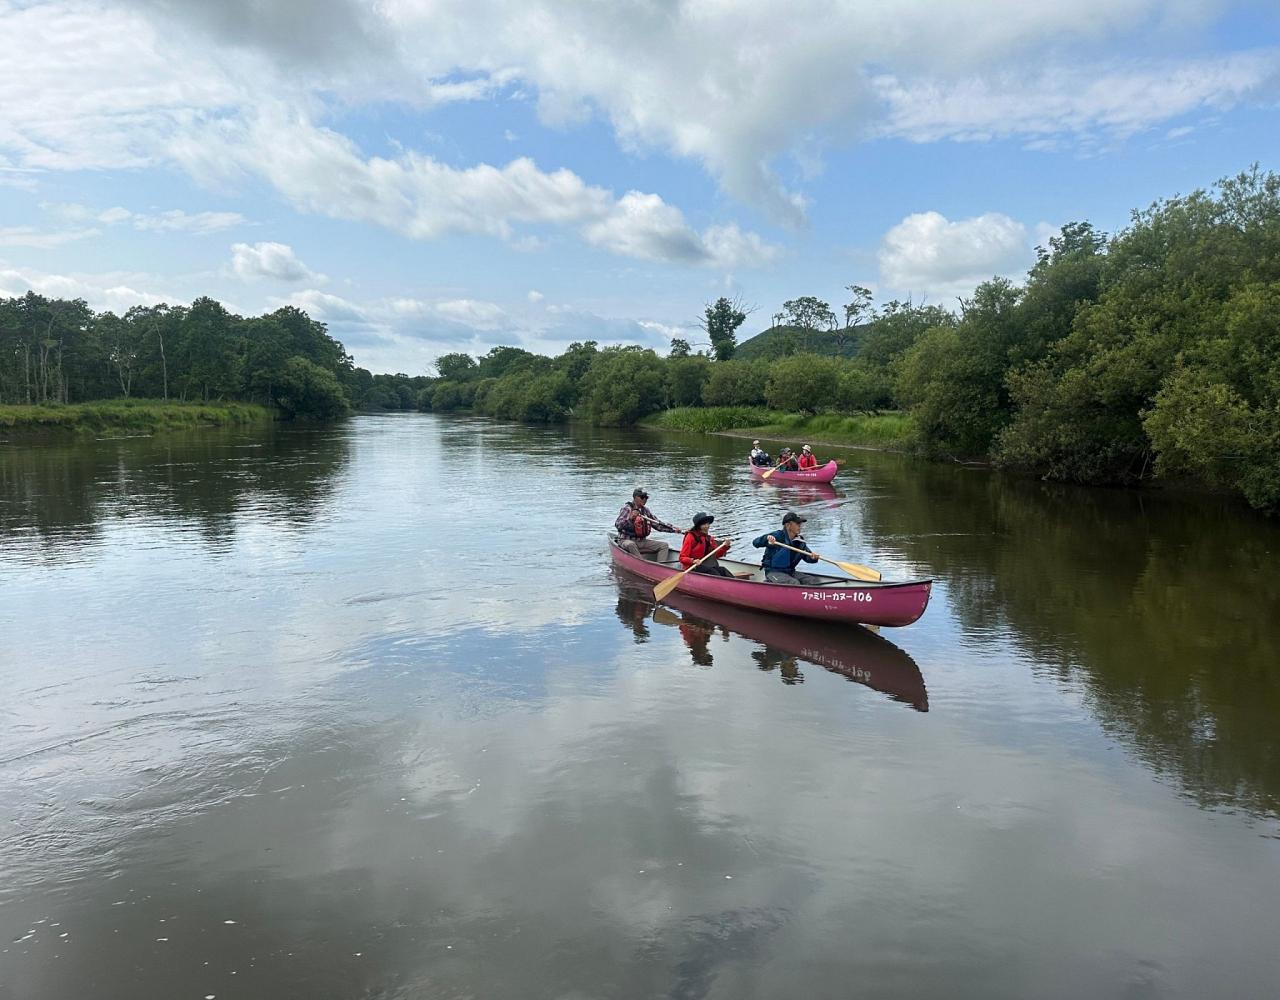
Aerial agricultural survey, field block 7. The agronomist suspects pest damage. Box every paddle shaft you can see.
[653,540,730,602]
[769,539,881,583]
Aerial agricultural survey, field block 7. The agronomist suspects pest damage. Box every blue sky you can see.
[2,0,1279,373]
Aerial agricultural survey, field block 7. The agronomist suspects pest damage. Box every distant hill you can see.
[734,324,870,361]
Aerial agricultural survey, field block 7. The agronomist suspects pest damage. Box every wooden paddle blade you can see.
[652,571,687,602]
[760,467,776,479]
[836,560,881,582]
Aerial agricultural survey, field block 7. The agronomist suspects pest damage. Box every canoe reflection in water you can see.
[612,575,928,711]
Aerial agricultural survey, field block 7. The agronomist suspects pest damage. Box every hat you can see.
[692,512,714,528]
[780,447,791,455]
[752,440,760,446]
[781,511,807,525]
[802,444,812,452]
[633,487,649,499]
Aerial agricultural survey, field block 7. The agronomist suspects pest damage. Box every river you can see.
[2,413,1278,999]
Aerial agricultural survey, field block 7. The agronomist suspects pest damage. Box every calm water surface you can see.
[2,414,1278,999]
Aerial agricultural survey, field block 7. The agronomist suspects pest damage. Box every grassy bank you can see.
[643,407,916,450]
[0,399,274,436]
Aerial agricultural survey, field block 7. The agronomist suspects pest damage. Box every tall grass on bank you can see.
[643,407,916,449]
[0,399,274,435]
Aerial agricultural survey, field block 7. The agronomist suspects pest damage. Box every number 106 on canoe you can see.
[803,591,873,602]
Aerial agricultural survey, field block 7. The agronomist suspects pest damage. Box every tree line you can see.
[424,168,1280,512]
[0,295,429,419]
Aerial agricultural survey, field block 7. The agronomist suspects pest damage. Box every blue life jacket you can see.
[752,529,816,572]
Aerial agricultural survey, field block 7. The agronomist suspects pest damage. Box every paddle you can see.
[653,541,730,602]
[769,539,881,582]
[760,457,791,480]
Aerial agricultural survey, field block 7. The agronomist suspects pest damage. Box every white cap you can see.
[752,440,760,445]
[803,444,812,451]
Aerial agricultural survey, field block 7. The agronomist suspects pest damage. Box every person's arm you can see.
[796,537,819,563]
[678,533,697,568]
[652,511,679,533]
[752,532,771,548]
[614,505,633,534]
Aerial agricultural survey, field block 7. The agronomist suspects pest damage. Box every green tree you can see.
[668,337,691,358]
[275,357,352,420]
[764,353,842,414]
[580,347,668,425]
[668,355,712,406]
[434,352,477,380]
[703,297,747,361]
[702,359,768,406]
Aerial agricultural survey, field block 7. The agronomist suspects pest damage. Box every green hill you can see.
[734,323,869,360]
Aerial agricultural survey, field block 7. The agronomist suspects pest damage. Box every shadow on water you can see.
[611,572,928,711]
[0,424,352,561]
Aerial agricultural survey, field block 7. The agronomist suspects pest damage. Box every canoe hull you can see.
[749,460,838,484]
[609,539,931,627]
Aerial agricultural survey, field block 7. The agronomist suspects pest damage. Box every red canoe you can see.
[749,460,838,484]
[609,538,931,627]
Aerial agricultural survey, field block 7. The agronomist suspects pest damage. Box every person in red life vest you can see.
[777,447,800,472]
[797,444,819,469]
[615,487,678,561]
[679,512,733,576]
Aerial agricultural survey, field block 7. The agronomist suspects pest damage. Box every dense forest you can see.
[4,167,1277,512]
[0,295,428,419]
[423,168,1280,512]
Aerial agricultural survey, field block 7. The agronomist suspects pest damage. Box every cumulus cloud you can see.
[878,211,1031,298]
[230,241,320,282]
[874,53,1280,144]
[5,0,1270,244]
[0,264,172,313]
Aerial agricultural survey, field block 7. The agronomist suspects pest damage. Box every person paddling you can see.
[679,512,733,577]
[753,511,822,585]
[797,444,819,470]
[777,448,800,472]
[749,440,771,467]
[615,487,678,561]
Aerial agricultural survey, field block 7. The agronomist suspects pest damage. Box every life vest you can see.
[685,531,715,560]
[632,506,651,538]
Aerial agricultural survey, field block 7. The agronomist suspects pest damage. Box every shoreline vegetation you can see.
[640,407,916,451]
[3,167,1278,513]
[0,400,274,437]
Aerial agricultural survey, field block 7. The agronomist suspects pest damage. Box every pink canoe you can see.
[749,460,838,484]
[609,538,931,627]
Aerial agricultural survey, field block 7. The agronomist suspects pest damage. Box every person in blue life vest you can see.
[753,511,822,585]
[615,487,678,561]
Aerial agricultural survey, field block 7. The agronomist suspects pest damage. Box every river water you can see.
[2,413,1278,999]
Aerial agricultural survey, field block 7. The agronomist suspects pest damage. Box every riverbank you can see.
[641,407,916,452]
[0,400,274,438]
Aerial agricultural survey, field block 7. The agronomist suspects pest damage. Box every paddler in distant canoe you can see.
[679,512,733,577]
[615,487,679,561]
[753,511,822,585]
[797,444,819,469]
[749,440,771,466]
[776,447,800,472]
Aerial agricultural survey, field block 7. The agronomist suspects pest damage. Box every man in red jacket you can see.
[679,512,733,576]
[797,444,819,469]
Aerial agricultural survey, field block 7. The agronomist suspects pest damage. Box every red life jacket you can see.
[632,505,651,538]
[685,531,716,560]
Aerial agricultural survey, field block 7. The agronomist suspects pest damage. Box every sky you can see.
[1,0,1279,375]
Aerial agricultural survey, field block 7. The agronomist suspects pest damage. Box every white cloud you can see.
[5,0,1266,248]
[878,210,1031,298]
[434,298,508,330]
[0,264,172,313]
[230,241,320,282]
[873,53,1278,144]
[0,225,99,249]
[526,290,544,303]
[131,209,245,234]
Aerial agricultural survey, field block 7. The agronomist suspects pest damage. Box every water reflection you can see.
[0,425,352,563]
[843,451,1280,817]
[612,574,928,710]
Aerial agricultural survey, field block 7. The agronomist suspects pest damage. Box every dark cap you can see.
[633,487,649,499]
[692,512,714,528]
[781,511,807,525]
